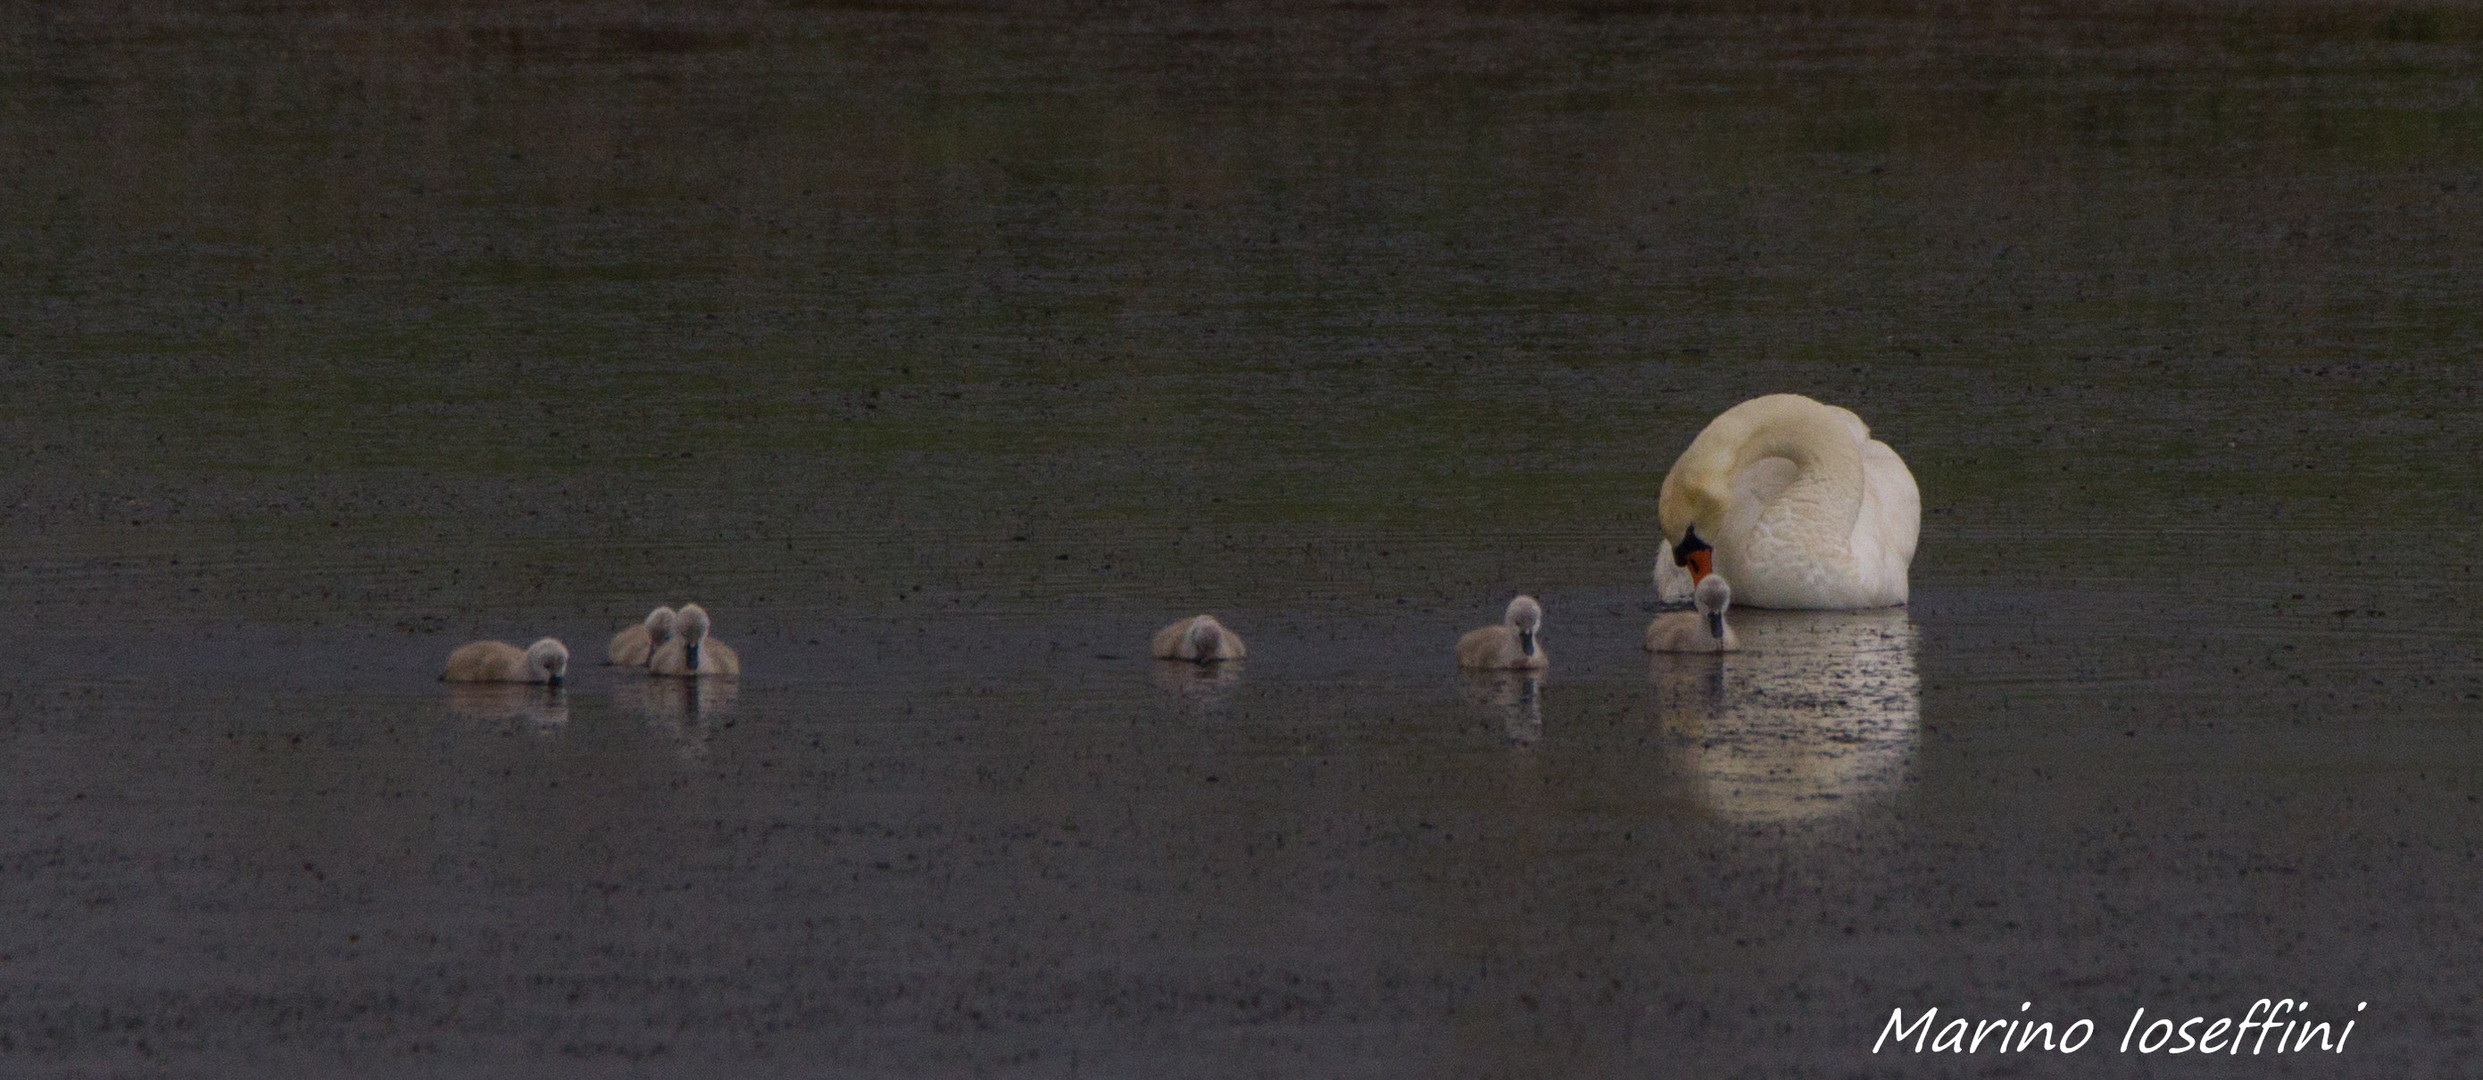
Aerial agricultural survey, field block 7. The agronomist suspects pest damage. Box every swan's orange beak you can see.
[1673,525,1715,583]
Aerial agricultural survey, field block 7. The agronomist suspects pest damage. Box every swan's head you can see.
[1505,595,1543,655]
[1693,575,1732,639]
[1668,523,1715,583]
[1185,615,1225,662]
[1658,411,1744,580]
[526,637,570,685]
[1658,441,1731,584]
[644,605,678,647]
[1657,468,1727,573]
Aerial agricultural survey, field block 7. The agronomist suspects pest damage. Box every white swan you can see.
[606,605,676,667]
[1658,394,1919,609]
[650,603,741,678]
[1152,614,1246,663]
[1457,595,1548,671]
[1646,574,1740,653]
[442,637,570,684]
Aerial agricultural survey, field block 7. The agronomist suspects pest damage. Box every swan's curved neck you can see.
[1663,395,1874,564]
[1740,420,1843,469]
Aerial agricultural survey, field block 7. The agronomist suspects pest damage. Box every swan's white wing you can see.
[1728,455,1798,547]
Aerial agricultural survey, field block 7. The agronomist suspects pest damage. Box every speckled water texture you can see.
[3,2,2481,1076]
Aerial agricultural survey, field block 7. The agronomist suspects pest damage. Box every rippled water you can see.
[4,2,2481,1076]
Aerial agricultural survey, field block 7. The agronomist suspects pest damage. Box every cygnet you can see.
[650,603,741,678]
[606,605,677,667]
[1152,614,1247,663]
[1646,574,1740,653]
[442,637,570,684]
[1456,595,1548,671]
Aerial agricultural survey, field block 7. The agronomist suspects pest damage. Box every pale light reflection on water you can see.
[1651,609,1920,822]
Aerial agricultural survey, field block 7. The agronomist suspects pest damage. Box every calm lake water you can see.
[3,2,2480,1076]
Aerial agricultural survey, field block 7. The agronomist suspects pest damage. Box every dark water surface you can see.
[4,2,2481,1076]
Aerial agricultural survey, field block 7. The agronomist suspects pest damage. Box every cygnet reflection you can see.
[444,683,571,735]
[1460,670,1544,746]
[628,675,739,761]
[1650,606,1919,822]
[1150,656,1245,707]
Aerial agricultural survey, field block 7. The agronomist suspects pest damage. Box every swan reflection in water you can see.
[628,676,739,760]
[444,683,570,735]
[1650,606,1919,821]
[1461,670,1544,746]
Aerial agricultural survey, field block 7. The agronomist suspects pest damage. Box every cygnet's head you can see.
[1504,595,1543,631]
[1505,595,1543,655]
[1185,615,1224,661]
[676,604,712,643]
[1693,575,1732,639]
[644,605,678,646]
[526,637,570,685]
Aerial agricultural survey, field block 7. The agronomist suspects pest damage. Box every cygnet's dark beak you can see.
[1705,611,1724,639]
[1519,628,1536,656]
[548,671,566,687]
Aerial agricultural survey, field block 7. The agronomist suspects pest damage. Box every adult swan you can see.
[1658,394,1920,609]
